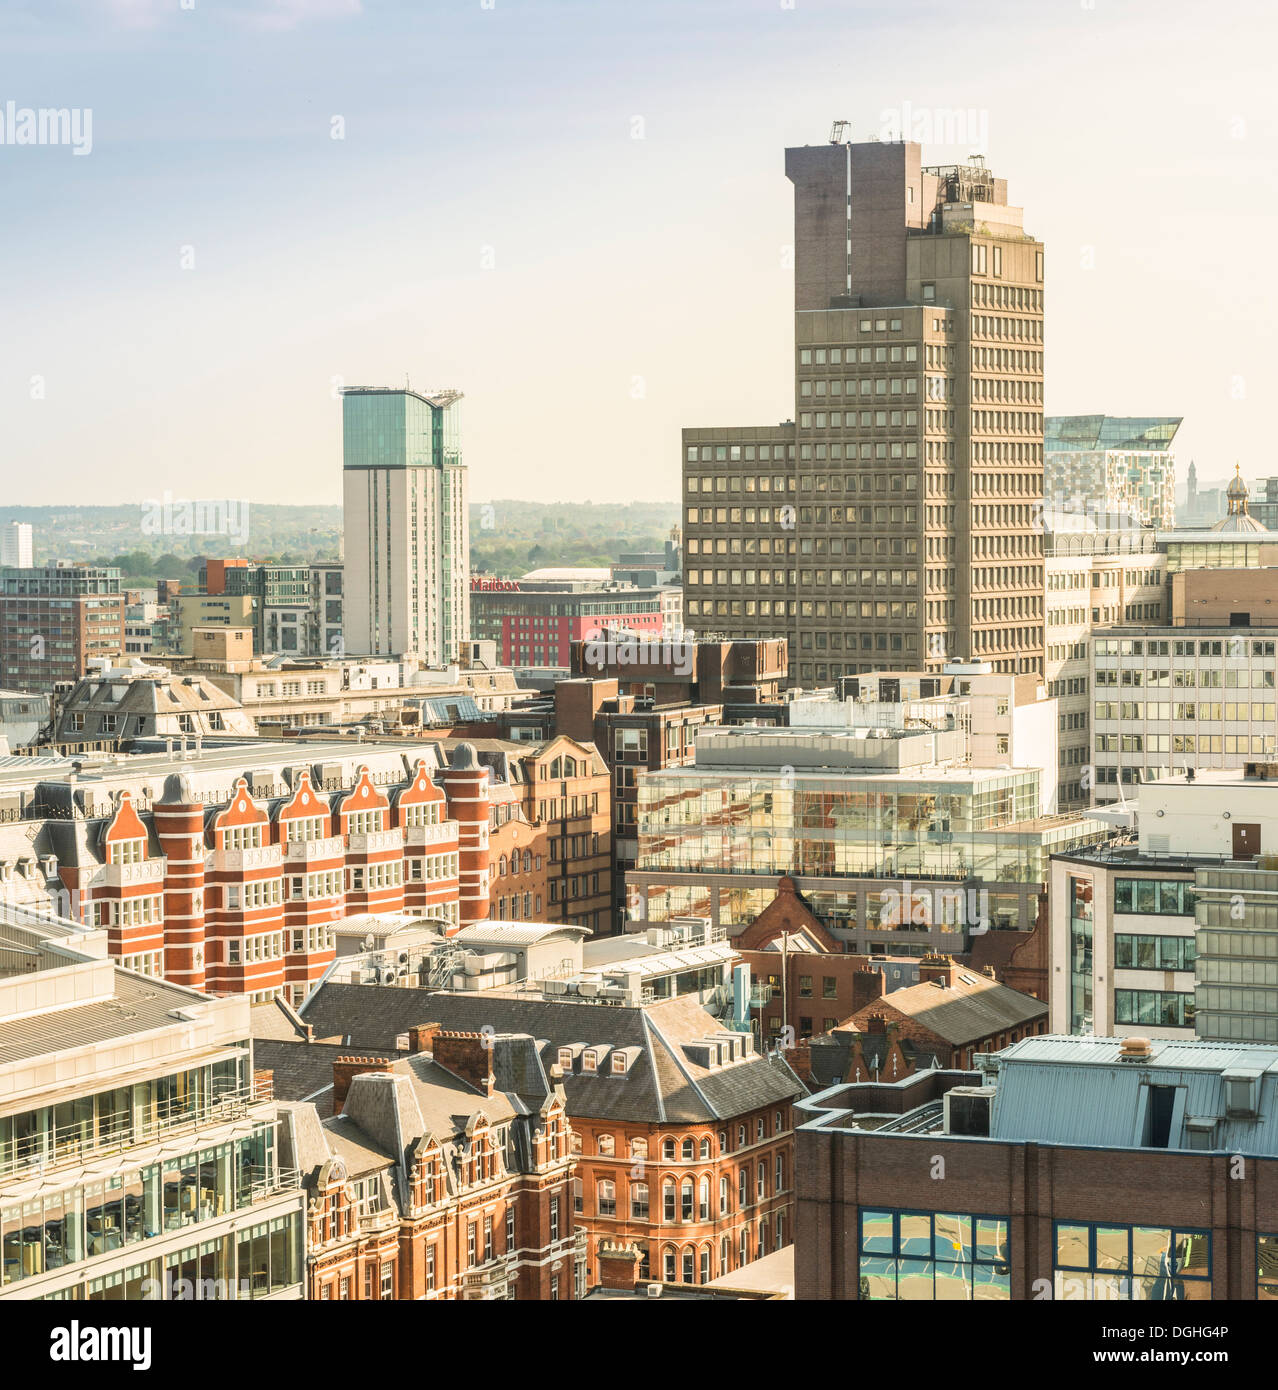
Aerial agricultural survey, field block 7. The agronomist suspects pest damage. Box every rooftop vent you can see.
[1118,1036,1153,1061]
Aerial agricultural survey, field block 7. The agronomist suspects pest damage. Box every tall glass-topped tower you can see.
[341,387,469,664]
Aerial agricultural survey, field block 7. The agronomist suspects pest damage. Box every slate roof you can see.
[253,1038,347,1109]
[857,973,1046,1047]
[300,982,805,1123]
[806,1033,941,1088]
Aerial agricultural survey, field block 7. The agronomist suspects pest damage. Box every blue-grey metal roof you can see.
[991,1035,1278,1154]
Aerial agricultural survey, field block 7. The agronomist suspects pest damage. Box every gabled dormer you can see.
[275,769,332,843]
[396,759,446,829]
[101,790,149,865]
[211,777,268,851]
[337,765,390,836]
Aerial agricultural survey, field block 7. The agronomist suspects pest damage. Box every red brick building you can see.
[294,982,808,1292]
[258,1011,581,1300]
[839,954,1048,1070]
[795,1035,1278,1301]
[27,744,465,1003]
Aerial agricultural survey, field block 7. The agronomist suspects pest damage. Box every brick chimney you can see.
[597,1240,643,1292]
[408,1022,442,1055]
[332,1056,394,1115]
[433,1030,496,1096]
[851,966,887,1010]
[918,953,958,988]
[865,1012,888,1035]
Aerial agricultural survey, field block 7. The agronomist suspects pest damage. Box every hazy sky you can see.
[2,0,1274,507]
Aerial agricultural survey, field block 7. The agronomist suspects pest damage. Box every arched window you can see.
[719,1175,730,1216]
[662,1180,676,1223]
[662,1138,676,1161]
[570,1133,583,1155]
[498,854,507,876]
[597,1180,616,1217]
[522,849,532,873]
[681,1247,695,1283]
[680,1177,694,1221]
[718,1129,728,1154]
[630,1137,648,1159]
[737,1123,747,1148]
[681,1137,695,1161]
[597,1133,615,1156]
[720,1235,730,1273]
[699,1137,711,1160]
[700,1246,711,1284]
[631,1182,649,1220]
[698,1177,710,1221]
[663,1247,676,1282]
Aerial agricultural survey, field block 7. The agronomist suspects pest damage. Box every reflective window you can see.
[858,1209,1010,1300]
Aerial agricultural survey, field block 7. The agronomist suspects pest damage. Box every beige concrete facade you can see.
[683,140,1044,686]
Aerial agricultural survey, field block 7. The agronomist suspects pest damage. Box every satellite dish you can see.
[363,933,375,950]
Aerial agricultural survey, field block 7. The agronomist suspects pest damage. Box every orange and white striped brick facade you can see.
[51,755,471,1002]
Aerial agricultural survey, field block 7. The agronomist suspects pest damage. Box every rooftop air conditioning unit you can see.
[647,1284,663,1299]
[943,1085,995,1137]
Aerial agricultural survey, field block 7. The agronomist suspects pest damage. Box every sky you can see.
[1,0,1274,507]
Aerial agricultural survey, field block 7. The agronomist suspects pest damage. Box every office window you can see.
[859,1209,1011,1300]
[1053,1222,1209,1300]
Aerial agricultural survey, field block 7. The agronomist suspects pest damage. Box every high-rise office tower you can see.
[683,136,1045,681]
[1,522,33,569]
[342,386,469,664]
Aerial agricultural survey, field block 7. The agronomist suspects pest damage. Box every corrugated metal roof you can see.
[992,1034,1278,1154]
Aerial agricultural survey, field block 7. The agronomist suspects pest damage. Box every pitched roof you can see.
[300,982,805,1123]
[853,973,1046,1047]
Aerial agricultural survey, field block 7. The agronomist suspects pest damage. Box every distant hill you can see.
[0,500,680,581]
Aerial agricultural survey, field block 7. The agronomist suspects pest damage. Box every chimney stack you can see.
[432,1030,497,1096]
[332,1055,394,1114]
[408,1022,442,1055]
[918,953,958,988]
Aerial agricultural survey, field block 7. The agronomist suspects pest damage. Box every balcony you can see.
[0,1079,275,1182]
[346,828,403,855]
[404,822,456,847]
[211,844,283,874]
[283,835,344,864]
[461,1252,515,1299]
[96,859,167,889]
